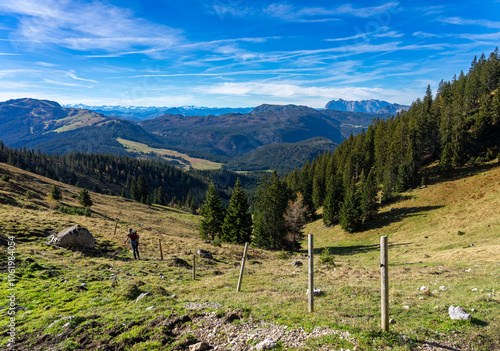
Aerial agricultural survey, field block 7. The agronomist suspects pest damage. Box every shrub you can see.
[276,250,290,259]
[1,174,10,182]
[56,206,91,217]
[318,247,335,265]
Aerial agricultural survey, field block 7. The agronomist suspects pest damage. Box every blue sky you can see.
[0,0,499,108]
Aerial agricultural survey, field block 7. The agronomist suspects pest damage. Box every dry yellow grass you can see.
[307,162,500,265]
[116,138,223,171]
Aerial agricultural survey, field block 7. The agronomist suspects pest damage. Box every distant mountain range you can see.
[325,98,409,115]
[64,104,254,120]
[1,98,393,172]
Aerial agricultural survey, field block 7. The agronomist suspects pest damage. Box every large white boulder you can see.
[51,225,95,249]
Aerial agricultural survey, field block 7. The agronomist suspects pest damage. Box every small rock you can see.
[145,306,154,311]
[189,342,211,351]
[469,244,474,247]
[403,305,410,309]
[439,286,447,292]
[196,249,213,259]
[448,305,471,321]
[291,260,303,267]
[389,318,396,324]
[419,297,425,300]
[135,292,152,303]
[472,288,478,292]
[465,268,472,272]
[255,338,278,350]
[419,286,428,291]
[306,287,324,296]
[471,308,477,312]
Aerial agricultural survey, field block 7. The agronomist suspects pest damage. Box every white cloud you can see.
[199,81,415,105]
[0,0,183,55]
[336,2,400,18]
[440,17,500,29]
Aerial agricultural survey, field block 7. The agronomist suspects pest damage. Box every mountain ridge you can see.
[325,98,409,114]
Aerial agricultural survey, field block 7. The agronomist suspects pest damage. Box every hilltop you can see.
[1,160,499,350]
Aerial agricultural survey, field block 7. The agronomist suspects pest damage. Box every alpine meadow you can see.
[1,1,500,349]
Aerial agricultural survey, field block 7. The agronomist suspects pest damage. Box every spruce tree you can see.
[50,185,62,201]
[137,175,148,203]
[78,189,93,208]
[322,160,343,226]
[339,181,361,233]
[360,170,378,223]
[252,172,290,250]
[199,182,224,241]
[221,179,252,244]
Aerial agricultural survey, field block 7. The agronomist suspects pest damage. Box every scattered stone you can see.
[46,316,74,330]
[465,268,472,272]
[49,225,95,249]
[189,342,211,351]
[135,292,152,303]
[471,308,477,312]
[439,286,447,292]
[255,338,278,350]
[424,254,430,258]
[145,306,154,311]
[419,297,425,300]
[291,261,303,267]
[472,288,478,292]
[403,305,410,309]
[419,286,428,291]
[389,318,396,324]
[469,244,474,247]
[196,249,213,259]
[448,305,471,321]
[306,287,324,297]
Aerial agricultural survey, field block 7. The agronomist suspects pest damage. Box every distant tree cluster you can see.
[200,179,253,245]
[200,173,307,251]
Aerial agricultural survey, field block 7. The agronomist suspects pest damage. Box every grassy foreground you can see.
[0,161,499,350]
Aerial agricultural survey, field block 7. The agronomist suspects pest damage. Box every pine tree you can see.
[137,175,148,203]
[78,189,93,208]
[322,160,343,226]
[199,182,224,241]
[252,172,290,250]
[360,170,378,223]
[120,188,126,198]
[50,184,62,201]
[339,181,361,233]
[221,179,252,244]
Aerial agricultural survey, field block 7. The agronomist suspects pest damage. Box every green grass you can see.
[1,161,500,350]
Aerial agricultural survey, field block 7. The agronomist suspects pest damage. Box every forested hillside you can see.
[287,51,500,232]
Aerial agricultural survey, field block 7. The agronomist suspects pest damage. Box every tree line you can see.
[0,145,206,209]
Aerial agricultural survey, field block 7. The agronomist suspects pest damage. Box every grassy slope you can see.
[116,138,223,171]
[0,161,499,350]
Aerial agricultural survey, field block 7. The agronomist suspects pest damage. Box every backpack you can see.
[129,231,138,242]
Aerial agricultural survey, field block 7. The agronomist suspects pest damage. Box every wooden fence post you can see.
[192,254,196,280]
[381,235,389,331]
[113,219,118,236]
[308,234,314,313]
[159,238,163,261]
[236,242,249,293]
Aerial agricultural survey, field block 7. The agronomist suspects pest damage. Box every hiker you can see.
[125,228,140,259]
